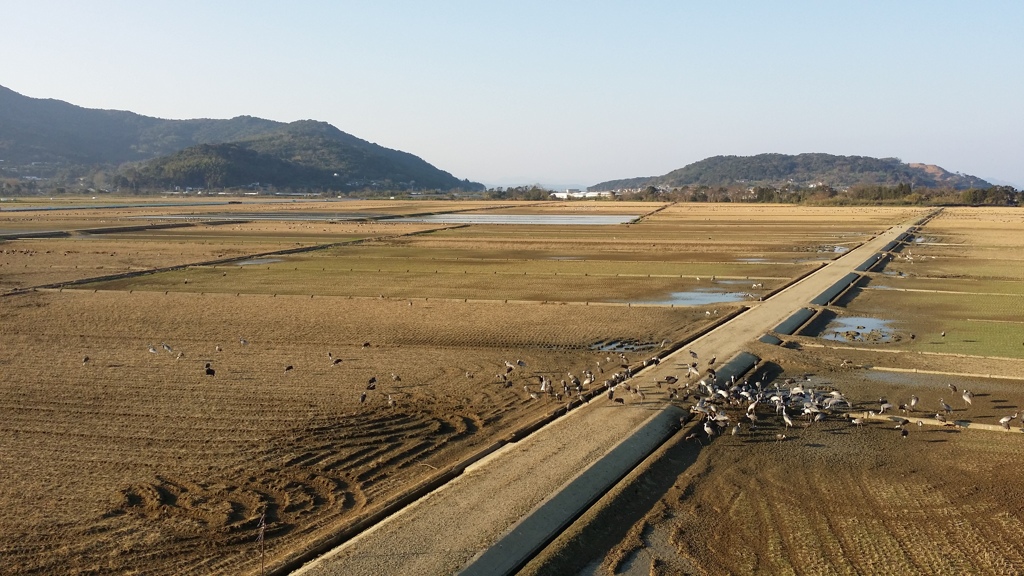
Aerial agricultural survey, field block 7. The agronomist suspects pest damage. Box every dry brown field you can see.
[579,351,1024,576]
[0,289,718,575]
[7,201,1003,575]
[0,221,445,292]
[524,206,1024,576]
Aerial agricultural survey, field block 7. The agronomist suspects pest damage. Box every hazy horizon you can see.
[2,1,1021,188]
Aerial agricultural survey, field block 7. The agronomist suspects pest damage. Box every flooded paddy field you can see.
[0,201,949,574]
[809,310,899,344]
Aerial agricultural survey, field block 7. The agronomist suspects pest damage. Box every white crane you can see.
[962,390,973,406]
[998,412,1018,430]
[703,420,715,437]
[782,410,794,429]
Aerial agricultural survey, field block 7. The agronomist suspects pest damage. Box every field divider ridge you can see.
[848,410,1023,434]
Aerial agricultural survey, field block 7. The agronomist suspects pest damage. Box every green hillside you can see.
[589,153,991,191]
[121,121,482,191]
[0,85,482,191]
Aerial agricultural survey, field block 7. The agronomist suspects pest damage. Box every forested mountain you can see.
[589,153,990,191]
[0,85,482,191]
[0,85,281,164]
[123,121,480,191]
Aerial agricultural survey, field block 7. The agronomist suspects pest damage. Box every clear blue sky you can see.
[3,1,1022,188]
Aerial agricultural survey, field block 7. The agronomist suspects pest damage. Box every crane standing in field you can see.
[939,398,953,414]
[999,413,1018,431]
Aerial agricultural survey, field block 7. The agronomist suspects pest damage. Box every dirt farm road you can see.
[291,217,922,576]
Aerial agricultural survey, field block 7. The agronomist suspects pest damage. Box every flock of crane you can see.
[135,334,1021,440]
[501,345,1024,443]
[678,359,1024,442]
[136,337,410,409]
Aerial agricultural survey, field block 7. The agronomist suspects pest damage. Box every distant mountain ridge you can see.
[589,153,990,191]
[0,85,482,191]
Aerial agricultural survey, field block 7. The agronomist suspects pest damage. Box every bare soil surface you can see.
[0,220,441,292]
[295,211,919,575]
[0,201,947,575]
[536,361,1024,576]
[524,207,1024,576]
[0,289,715,575]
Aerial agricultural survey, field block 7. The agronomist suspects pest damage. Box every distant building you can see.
[550,190,614,199]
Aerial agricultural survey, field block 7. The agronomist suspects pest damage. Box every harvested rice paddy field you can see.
[526,206,1024,576]
[0,221,444,292]
[5,201,1022,575]
[830,207,1024,361]
[558,348,1024,576]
